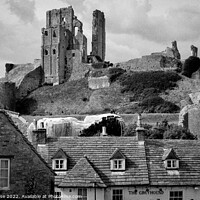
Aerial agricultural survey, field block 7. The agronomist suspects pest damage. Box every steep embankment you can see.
[16,70,189,116]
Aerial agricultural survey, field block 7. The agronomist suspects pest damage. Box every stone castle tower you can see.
[41,6,87,85]
[91,10,106,61]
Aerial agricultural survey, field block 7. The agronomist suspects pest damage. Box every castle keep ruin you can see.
[41,6,106,85]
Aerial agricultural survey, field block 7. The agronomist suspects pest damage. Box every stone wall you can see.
[0,82,15,110]
[0,111,54,196]
[88,75,110,89]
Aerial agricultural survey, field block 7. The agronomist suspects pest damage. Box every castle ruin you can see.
[91,10,106,61]
[41,6,106,85]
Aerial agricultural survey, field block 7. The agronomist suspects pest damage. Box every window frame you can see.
[53,159,67,170]
[0,159,10,190]
[54,191,61,200]
[112,189,123,200]
[111,159,125,171]
[165,159,179,169]
[169,191,183,200]
[78,188,87,200]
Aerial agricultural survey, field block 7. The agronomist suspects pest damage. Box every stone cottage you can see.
[0,110,55,198]
[35,129,200,200]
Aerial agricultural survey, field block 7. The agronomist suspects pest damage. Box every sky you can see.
[0,0,200,77]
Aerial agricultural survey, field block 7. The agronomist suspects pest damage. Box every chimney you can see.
[32,129,47,146]
[136,127,145,141]
[101,126,107,136]
[136,113,145,142]
[33,119,37,130]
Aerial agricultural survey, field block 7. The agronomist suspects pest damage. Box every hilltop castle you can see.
[41,6,106,85]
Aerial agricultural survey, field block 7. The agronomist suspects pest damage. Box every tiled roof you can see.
[45,137,149,186]
[145,139,200,186]
[58,156,106,188]
[0,110,55,175]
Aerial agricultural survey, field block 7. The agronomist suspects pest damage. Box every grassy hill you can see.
[16,69,192,116]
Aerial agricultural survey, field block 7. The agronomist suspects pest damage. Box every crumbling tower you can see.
[91,10,105,61]
[41,6,87,85]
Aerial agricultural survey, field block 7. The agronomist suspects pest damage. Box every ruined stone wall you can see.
[92,10,105,61]
[88,75,110,89]
[116,55,179,72]
[116,55,163,71]
[16,66,44,99]
[67,50,91,81]
[0,82,15,110]
[6,61,43,100]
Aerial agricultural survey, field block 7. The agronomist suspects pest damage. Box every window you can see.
[55,159,64,170]
[44,49,48,55]
[111,159,125,170]
[165,159,179,169]
[44,31,48,36]
[78,188,87,200]
[112,189,123,200]
[0,159,10,189]
[72,53,75,57]
[114,160,122,169]
[53,49,56,55]
[169,191,183,200]
[53,30,56,37]
[54,192,61,200]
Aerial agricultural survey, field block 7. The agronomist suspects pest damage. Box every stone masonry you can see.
[41,6,87,85]
[0,110,54,196]
[91,10,106,61]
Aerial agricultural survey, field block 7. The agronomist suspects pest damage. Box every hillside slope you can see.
[15,70,196,116]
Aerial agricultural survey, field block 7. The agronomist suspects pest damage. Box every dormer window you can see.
[112,159,125,170]
[52,149,68,171]
[162,148,179,170]
[110,148,126,171]
[55,159,65,170]
[166,159,179,169]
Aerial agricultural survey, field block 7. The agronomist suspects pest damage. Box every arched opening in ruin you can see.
[53,30,56,37]
[75,27,79,36]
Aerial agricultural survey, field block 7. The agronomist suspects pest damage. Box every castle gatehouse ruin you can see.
[41,6,106,85]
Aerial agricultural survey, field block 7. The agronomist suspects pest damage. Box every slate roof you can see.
[40,136,200,188]
[58,156,106,188]
[145,139,200,186]
[45,137,149,187]
[0,110,55,175]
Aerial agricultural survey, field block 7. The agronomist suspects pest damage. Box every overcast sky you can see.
[0,0,200,77]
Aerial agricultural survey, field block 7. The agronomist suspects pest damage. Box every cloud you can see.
[77,0,200,44]
[6,0,36,23]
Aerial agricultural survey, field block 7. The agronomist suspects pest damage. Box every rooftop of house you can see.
[37,136,200,188]
[0,109,55,175]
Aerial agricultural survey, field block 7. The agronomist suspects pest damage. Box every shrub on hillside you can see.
[80,116,122,136]
[139,96,180,113]
[108,68,126,82]
[124,119,196,140]
[118,71,181,100]
[182,56,200,78]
